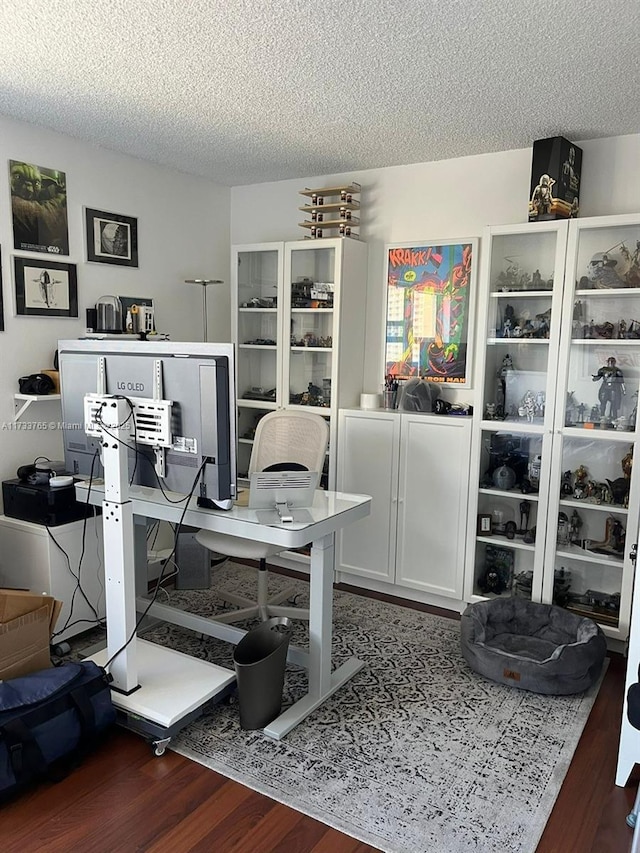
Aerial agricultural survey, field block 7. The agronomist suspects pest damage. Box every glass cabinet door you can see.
[546,215,640,638]
[284,243,337,413]
[466,222,568,602]
[233,244,283,480]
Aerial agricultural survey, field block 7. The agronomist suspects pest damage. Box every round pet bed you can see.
[460,598,606,695]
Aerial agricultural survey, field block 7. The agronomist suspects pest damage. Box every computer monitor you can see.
[57,339,237,507]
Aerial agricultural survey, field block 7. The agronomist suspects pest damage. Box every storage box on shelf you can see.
[466,214,640,645]
[298,183,361,240]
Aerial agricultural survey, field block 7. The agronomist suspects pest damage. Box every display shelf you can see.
[298,183,361,239]
[299,201,360,213]
[469,216,640,641]
[13,393,62,421]
[232,238,368,513]
[299,182,361,200]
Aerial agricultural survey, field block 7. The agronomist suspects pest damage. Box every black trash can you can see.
[232,616,292,730]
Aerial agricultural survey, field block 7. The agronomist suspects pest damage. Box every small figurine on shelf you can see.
[485,402,498,420]
[478,567,507,595]
[569,510,583,545]
[554,568,572,607]
[620,241,640,287]
[496,354,514,414]
[521,390,536,422]
[574,464,589,499]
[532,269,543,288]
[560,470,573,496]
[586,252,626,289]
[592,356,626,420]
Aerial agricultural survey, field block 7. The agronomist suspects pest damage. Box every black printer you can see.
[2,478,94,526]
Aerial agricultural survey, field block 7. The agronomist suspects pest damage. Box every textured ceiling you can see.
[0,0,638,187]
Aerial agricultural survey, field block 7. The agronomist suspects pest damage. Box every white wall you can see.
[230,133,640,397]
[0,115,230,489]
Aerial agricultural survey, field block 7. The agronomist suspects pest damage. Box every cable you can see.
[93,400,194,505]
[49,448,105,639]
[102,455,207,674]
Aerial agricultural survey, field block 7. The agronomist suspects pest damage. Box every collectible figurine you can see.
[620,241,640,287]
[586,252,625,289]
[485,402,497,420]
[569,510,583,544]
[592,356,626,420]
[530,174,555,217]
[531,269,542,288]
[561,470,573,496]
[478,567,507,595]
[522,390,535,422]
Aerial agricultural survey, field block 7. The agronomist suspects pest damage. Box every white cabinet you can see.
[466,215,640,644]
[0,514,105,642]
[232,238,368,491]
[336,408,472,606]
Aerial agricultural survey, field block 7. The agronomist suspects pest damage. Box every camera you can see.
[18,373,56,395]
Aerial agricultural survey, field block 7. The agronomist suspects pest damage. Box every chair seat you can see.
[195,529,283,561]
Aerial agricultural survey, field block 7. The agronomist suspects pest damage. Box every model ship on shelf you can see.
[299,182,361,239]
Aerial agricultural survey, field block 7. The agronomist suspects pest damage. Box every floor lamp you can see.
[185,278,224,342]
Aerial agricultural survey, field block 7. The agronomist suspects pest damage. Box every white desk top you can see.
[75,482,371,548]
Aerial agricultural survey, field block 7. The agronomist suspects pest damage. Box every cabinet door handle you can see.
[631,544,638,565]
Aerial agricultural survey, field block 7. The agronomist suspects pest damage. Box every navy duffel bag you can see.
[0,660,116,799]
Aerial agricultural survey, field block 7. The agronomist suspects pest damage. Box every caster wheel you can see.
[152,737,171,757]
[51,641,71,657]
[627,812,637,828]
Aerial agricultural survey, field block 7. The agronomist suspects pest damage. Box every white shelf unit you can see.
[298,182,361,239]
[465,215,640,647]
[232,239,368,566]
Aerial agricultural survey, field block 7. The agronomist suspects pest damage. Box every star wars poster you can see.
[9,160,69,255]
[385,240,477,386]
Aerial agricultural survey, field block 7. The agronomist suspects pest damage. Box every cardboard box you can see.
[39,369,60,393]
[0,589,62,681]
[529,136,582,222]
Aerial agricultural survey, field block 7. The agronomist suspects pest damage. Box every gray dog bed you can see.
[460,598,606,694]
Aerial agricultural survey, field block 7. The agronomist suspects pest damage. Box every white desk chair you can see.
[196,409,329,623]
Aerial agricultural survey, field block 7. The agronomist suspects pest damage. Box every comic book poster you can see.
[9,160,69,255]
[385,240,476,386]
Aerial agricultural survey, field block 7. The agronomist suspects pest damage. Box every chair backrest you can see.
[248,410,329,476]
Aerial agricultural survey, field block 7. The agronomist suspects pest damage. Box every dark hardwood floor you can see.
[1,587,637,853]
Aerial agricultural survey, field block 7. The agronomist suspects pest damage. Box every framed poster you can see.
[384,239,478,387]
[85,207,138,267]
[9,160,69,255]
[13,256,78,317]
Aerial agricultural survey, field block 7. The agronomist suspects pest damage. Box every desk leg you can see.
[263,532,365,740]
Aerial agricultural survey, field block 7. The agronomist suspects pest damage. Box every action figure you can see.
[592,356,626,420]
[530,174,555,217]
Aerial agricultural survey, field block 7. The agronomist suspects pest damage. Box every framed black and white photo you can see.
[85,207,138,267]
[13,256,78,317]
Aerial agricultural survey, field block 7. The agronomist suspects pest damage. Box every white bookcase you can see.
[466,214,640,647]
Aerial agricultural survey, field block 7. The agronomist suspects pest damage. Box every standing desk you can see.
[76,481,371,741]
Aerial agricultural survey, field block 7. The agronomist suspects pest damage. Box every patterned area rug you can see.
[140,563,605,853]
